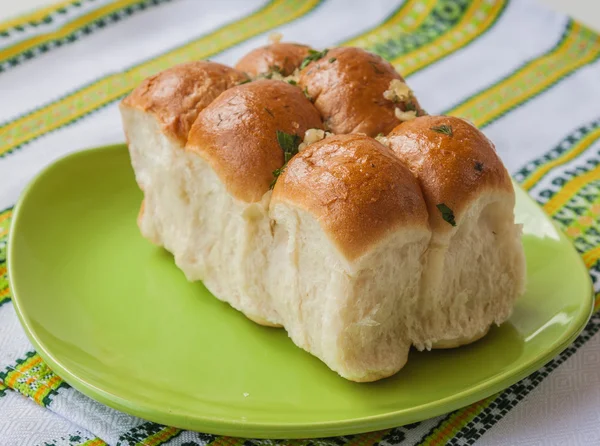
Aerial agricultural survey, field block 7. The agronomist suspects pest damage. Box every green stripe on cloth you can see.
[0,0,86,36]
[344,0,437,49]
[0,0,324,157]
[0,207,11,308]
[0,351,69,407]
[514,117,600,190]
[390,0,508,77]
[0,380,8,398]
[78,438,108,446]
[117,422,182,446]
[446,20,600,127]
[0,0,175,73]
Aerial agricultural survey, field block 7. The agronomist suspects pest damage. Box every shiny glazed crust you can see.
[235,42,311,76]
[386,115,514,232]
[121,61,248,145]
[299,47,423,136]
[186,79,323,202]
[272,134,429,260]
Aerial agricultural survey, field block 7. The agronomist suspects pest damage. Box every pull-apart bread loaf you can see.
[120,41,526,382]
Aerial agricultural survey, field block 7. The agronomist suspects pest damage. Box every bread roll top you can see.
[121,61,248,145]
[298,47,423,137]
[386,115,513,233]
[272,134,428,261]
[186,79,323,202]
[235,43,311,77]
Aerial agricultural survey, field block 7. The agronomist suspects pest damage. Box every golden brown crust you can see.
[186,79,323,202]
[121,61,248,145]
[272,134,428,261]
[386,115,513,233]
[235,43,311,77]
[298,47,423,137]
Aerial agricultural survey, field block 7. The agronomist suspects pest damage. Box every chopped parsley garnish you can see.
[431,124,453,136]
[238,78,251,85]
[303,87,313,102]
[474,161,484,172]
[264,107,274,118]
[300,48,329,69]
[404,101,417,112]
[329,57,337,63]
[271,130,302,188]
[369,61,384,74]
[436,203,456,227]
[287,79,297,85]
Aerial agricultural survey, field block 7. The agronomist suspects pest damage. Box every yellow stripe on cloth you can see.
[448,21,600,127]
[0,0,79,34]
[80,439,108,446]
[0,0,144,63]
[522,127,600,191]
[344,0,437,48]
[543,164,600,215]
[142,426,181,446]
[209,437,245,446]
[417,396,496,445]
[394,0,507,77]
[0,0,321,157]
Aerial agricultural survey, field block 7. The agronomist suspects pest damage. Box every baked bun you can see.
[269,134,430,381]
[120,43,526,382]
[298,47,423,136]
[235,42,311,77]
[384,115,526,349]
[122,61,248,146]
[121,74,321,327]
[187,79,323,202]
[120,61,248,247]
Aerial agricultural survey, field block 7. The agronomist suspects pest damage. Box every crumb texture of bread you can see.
[386,115,527,349]
[269,135,431,381]
[119,44,526,382]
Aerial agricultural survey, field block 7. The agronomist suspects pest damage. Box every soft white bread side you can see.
[385,116,527,350]
[180,79,322,325]
[120,61,248,251]
[269,134,431,382]
[121,75,322,327]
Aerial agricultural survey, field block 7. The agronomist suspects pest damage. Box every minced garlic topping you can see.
[268,32,283,44]
[395,109,417,122]
[298,128,332,151]
[375,134,389,145]
[384,79,413,103]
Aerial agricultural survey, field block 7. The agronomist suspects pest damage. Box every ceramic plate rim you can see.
[7,144,595,438]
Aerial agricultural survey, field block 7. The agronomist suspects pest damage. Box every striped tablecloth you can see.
[1,0,599,444]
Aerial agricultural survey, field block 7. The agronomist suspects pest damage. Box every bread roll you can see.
[120,61,248,248]
[298,47,423,136]
[235,42,311,77]
[384,116,526,349]
[269,134,431,381]
[121,76,322,326]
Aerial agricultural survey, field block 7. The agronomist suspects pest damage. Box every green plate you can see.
[8,144,593,439]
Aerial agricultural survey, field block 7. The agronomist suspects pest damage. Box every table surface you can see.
[0,0,599,30]
[0,1,599,446]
